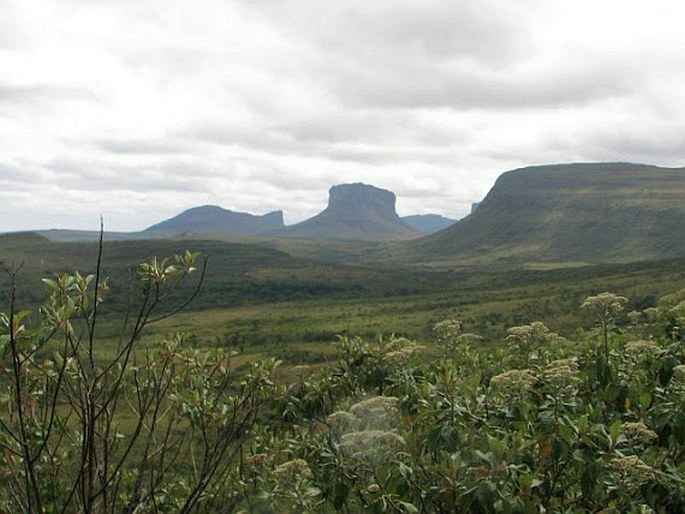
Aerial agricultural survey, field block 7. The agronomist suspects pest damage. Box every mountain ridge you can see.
[142,205,285,237]
[397,162,685,268]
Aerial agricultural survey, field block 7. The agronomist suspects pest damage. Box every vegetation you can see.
[0,244,279,513]
[4,232,685,355]
[257,297,685,513]
[397,163,685,268]
[3,241,685,511]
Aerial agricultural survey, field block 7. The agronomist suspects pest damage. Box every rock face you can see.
[143,205,284,237]
[405,162,685,267]
[402,214,457,235]
[281,183,422,241]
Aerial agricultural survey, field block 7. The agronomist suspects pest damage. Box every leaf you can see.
[673,409,685,445]
[487,434,505,458]
[441,424,460,452]
[531,478,544,488]
[398,501,419,513]
[41,278,59,290]
[14,309,32,324]
[399,462,413,480]
[609,419,622,443]
[476,481,496,513]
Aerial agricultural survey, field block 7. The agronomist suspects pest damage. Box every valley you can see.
[3,229,685,371]
[3,162,685,512]
[4,163,685,361]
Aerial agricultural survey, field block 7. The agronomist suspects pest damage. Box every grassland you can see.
[3,231,685,374]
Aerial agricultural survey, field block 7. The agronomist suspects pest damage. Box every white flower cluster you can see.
[349,396,401,431]
[456,333,483,346]
[326,411,360,434]
[609,455,656,487]
[621,422,658,444]
[547,358,579,371]
[490,369,537,393]
[327,395,405,464]
[383,337,424,363]
[273,458,313,481]
[433,319,462,341]
[339,430,406,463]
[581,293,629,317]
[670,301,685,322]
[625,340,661,356]
[246,453,271,468]
[542,360,580,388]
[672,364,685,382]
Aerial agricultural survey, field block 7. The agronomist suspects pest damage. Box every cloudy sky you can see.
[2,0,685,232]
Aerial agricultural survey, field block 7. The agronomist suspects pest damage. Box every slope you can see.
[142,205,284,237]
[402,162,685,268]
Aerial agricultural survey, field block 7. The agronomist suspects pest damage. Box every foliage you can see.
[236,290,685,513]
[6,232,685,353]
[0,246,279,513]
[4,239,685,511]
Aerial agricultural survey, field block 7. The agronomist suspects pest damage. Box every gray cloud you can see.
[244,0,532,66]
[1,0,685,232]
[184,114,464,168]
[95,138,194,155]
[336,64,636,110]
[0,83,94,104]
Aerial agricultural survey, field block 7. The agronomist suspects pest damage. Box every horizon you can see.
[2,181,465,234]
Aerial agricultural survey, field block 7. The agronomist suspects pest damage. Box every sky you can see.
[2,0,685,233]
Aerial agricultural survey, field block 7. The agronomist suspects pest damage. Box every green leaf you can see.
[673,409,685,445]
[609,419,622,443]
[15,309,32,324]
[41,278,59,290]
[441,424,460,452]
[399,462,413,480]
[398,501,419,513]
[476,481,496,513]
[487,434,505,458]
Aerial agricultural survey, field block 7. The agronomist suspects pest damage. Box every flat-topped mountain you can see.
[403,162,685,267]
[280,183,422,242]
[142,205,284,237]
[401,214,457,235]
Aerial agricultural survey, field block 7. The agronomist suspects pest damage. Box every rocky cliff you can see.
[281,183,422,242]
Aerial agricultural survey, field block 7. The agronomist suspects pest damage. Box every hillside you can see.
[7,229,685,350]
[142,205,284,237]
[0,232,442,315]
[398,162,685,268]
[280,183,422,242]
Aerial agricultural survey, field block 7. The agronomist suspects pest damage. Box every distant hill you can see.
[400,162,685,268]
[280,183,422,242]
[142,205,284,237]
[401,214,457,235]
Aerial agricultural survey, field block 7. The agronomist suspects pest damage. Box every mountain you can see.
[401,214,457,235]
[401,162,685,268]
[142,205,284,237]
[280,183,422,242]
